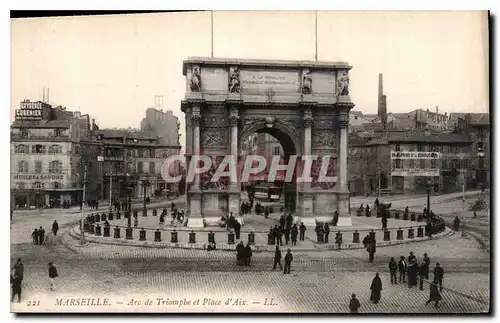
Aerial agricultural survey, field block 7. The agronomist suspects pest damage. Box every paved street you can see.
[10,191,491,313]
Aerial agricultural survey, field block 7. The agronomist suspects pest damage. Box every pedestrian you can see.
[283,249,293,274]
[434,263,444,292]
[244,243,252,266]
[236,241,245,265]
[274,225,283,246]
[425,279,442,308]
[273,246,283,270]
[407,260,419,288]
[279,215,285,230]
[234,220,241,240]
[370,273,382,304]
[389,257,398,285]
[324,223,330,243]
[398,256,407,283]
[31,228,39,245]
[283,227,290,245]
[453,216,461,232]
[48,262,58,291]
[381,216,388,230]
[419,253,430,290]
[11,273,22,303]
[12,258,24,282]
[367,239,376,263]
[299,222,306,241]
[408,251,417,263]
[349,293,361,313]
[52,220,59,236]
[38,227,45,245]
[333,210,339,226]
[291,224,298,246]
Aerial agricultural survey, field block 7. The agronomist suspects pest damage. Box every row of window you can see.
[105,148,157,158]
[14,144,63,154]
[392,159,471,170]
[18,160,62,173]
[393,144,467,153]
[18,129,64,138]
[16,182,62,190]
[106,161,157,174]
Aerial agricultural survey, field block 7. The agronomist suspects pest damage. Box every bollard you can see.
[394,211,400,220]
[369,230,376,242]
[411,212,416,222]
[102,213,107,222]
[142,209,147,217]
[154,229,161,242]
[95,213,100,222]
[228,232,235,245]
[403,212,409,221]
[267,232,275,245]
[417,226,424,238]
[114,226,120,238]
[171,230,178,243]
[383,230,390,241]
[189,230,196,243]
[103,226,110,237]
[417,213,423,222]
[139,228,146,241]
[248,232,255,245]
[396,228,403,240]
[208,231,215,243]
[153,209,157,217]
[116,211,121,220]
[108,212,114,221]
[125,226,133,240]
[95,224,102,236]
[353,230,360,243]
[89,224,95,234]
[408,227,415,239]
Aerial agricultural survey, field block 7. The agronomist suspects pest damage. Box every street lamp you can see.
[426,178,432,217]
[142,179,151,216]
[79,164,88,245]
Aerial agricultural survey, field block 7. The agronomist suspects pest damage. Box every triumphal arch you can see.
[181,57,354,227]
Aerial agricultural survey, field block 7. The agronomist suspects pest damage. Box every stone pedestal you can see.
[228,192,240,215]
[187,191,204,228]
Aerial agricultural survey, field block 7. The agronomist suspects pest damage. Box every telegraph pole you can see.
[109,175,113,211]
[80,165,87,245]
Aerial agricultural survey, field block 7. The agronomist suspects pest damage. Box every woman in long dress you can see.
[370,273,383,304]
[426,280,442,308]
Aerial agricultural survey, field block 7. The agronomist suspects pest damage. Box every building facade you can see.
[10,100,92,208]
[349,130,473,196]
[89,129,181,201]
[140,108,181,146]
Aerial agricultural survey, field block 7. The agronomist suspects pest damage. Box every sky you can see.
[11,11,489,149]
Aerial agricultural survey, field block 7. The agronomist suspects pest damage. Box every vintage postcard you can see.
[9,11,490,314]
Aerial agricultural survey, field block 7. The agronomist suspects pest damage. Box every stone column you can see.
[228,107,240,215]
[300,108,314,224]
[336,109,351,220]
[188,105,204,227]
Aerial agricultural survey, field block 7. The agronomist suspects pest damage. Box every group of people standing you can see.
[235,241,253,266]
[30,221,59,245]
[269,213,306,246]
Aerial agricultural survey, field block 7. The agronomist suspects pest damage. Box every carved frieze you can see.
[312,130,336,149]
[313,118,334,130]
[336,70,349,96]
[301,68,312,95]
[202,115,229,128]
[228,67,241,93]
[200,129,228,147]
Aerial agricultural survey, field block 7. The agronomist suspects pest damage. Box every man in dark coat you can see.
[291,224,298,245]
[283,249,293,274]
[264,207,269,219]
[333,210,339,226]
[48,262,58,291]
[408,251,417,263]
[236,241,245,265]
[234,220,241,240]
[425,279,442,308]
[370,273,382,304]
[273,225,283,246]
[453,216,461,232]
[367,240,376,263]
[283,227,290,245]
[12,258,24,282]
[349,294,361,313]
[324,223,330,243]
[434,263,444,291]
[32,229,38,245]
[11,273,22,303]
[52,220,59,236]
[398,256,407,284]
[365,205,371,217]
[273,246,283,270]
[299,222,306,241]
[286,213,293,229]
[420,253,430,290]
[381,216,388,231]
[279,215,286,230]
[315,224,324,243]
[38,227,45,245]
[389,257,398,285]
[407,260,419,288]
[244,244,252,266]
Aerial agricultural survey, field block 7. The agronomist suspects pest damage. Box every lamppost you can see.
[126,177,135,227]
[142,178,151,216]
[426,178,432,216]
[79,164,88,245]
